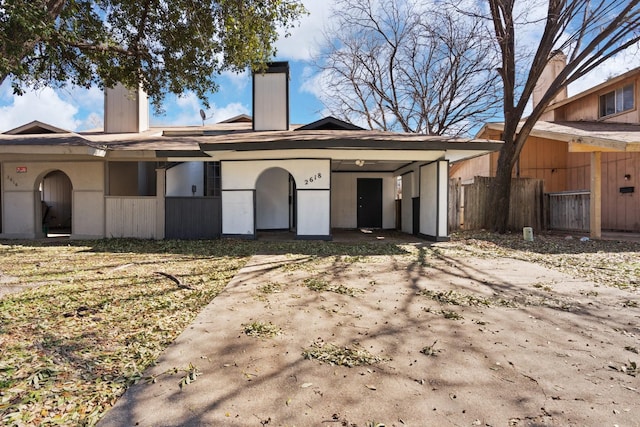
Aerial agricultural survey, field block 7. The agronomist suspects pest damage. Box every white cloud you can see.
[299,65,328,100]
[208,102,250,122]
[221,69,250,91]
[0,84,80,132]
[60,85,104,111]
[80,112,104,131]
[275,0,337,61]
[151,91,249,126]
[568,44,640,96]
[175,92,200,110]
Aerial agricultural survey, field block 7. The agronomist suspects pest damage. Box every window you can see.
[599,83,634,117]
[204,162,221,197]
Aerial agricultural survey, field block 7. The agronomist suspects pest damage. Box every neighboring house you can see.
[452,55,640,236]
[0,62,501,241]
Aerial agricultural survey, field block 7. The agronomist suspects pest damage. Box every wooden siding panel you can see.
[165,197,221,239]
[516,138,568,192]
[449,154,491,184]
[105,197,157,238]
[563,152,640,232]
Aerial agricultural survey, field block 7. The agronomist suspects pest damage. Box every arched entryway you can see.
[255,167,296,234]
[39,170,72,236]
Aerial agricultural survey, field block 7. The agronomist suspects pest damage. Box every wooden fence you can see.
[545,191,590,231]
[448,178,462,231]
[105,197,158,238]
[458,177,544,231]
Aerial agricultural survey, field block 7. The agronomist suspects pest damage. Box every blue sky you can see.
[1,0,639,134]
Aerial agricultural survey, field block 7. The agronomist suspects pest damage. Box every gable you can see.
[295,116,365,131]
[3,120,70,135]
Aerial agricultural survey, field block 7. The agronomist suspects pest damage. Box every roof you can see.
[480,121,640,152]
[0,117,503,162]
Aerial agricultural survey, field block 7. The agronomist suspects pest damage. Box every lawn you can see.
[0,233,638,426]
[0,238,404,426]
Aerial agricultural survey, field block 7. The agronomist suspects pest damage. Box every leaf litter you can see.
[2,233,639,425]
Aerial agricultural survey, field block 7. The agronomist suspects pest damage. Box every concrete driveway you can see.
[98,233,640,426]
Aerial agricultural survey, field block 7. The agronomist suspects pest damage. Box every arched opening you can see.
[40,170,72,237]
[255,167,296,236]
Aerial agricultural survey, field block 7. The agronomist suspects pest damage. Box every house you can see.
[0,62,501,241]
[452,55,640,237]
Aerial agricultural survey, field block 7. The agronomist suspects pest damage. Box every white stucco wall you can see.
[330,172,396,229]
[256,167,289,229]
[1,161,105,239]
[419,161,448,239]
[401,172,414,234]
[222,160,330,190]
[166,162,204,197]
[297,190,331,236]
[438,161,449,237]
[222,190,254,235]
[221,160,331,237]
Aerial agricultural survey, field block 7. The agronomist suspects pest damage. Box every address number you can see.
[304,172,322,185]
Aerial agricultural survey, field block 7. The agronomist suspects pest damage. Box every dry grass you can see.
[1,231,638,425]
[0,238,403,426]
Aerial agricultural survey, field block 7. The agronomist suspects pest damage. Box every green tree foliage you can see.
[0,0,305,111]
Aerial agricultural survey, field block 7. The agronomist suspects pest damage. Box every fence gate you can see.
[165,197,221,239]
[545,191,590,232]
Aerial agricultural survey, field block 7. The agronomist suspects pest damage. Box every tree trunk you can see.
[487,142,516,232]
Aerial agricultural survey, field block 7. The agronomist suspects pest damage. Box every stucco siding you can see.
[297,190,330,236]
[1,161,105,238]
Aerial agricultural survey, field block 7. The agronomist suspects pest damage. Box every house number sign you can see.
[16,166,27,173]
[304,172,322,186]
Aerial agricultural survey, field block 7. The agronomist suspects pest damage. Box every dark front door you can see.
[357,178,383,228]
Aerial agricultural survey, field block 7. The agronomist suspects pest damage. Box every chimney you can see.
[252,62,289,131]
[533,51,567,120]
[104,83,149,133]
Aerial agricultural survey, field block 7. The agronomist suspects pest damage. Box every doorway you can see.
[41,170,72,236]
[256,167,296,232]
[357,178,383,228]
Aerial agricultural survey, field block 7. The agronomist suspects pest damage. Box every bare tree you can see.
[313,0,501,136]
[486,0,640,232]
